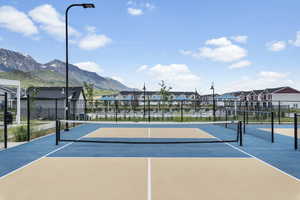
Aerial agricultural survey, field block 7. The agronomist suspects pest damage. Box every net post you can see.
[271,112,274,143]
[27,94,30,142]
[225,109,228,128]
[294,113,298,150]
[55,120,59,145]
[239,121,243,146]
[4,92,8,149]
[243,111,246,134]
[278,101,281,124]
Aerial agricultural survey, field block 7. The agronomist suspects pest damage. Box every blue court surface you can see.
[0,122,299,200]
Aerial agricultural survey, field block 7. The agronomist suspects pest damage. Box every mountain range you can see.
[0,48,131,91]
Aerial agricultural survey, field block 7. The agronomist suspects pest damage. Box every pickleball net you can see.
[55,120,243,146]
[225,110,275,143]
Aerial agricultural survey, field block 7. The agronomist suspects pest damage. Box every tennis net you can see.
[55,120,243,146]
[226,110,275,143]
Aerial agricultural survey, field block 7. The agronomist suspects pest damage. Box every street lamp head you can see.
[81,3,95,8]
[210,85,214,90]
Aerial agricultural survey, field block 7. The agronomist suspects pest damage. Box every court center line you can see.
[225,142,300,182]
[147,158,152,200]
[147,128,152,200]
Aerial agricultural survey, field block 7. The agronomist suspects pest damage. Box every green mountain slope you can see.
[0,70,80,88]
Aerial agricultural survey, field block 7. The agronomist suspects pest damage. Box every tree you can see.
[83,82,94,112]
[159,80,172,101]
[83,82,94,102]
[158,80,172,118]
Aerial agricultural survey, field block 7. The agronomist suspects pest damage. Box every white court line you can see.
[201,127,300,182]
[147,158,152,200]
[0,134,86,180]
[147,128,152,200]
[225,143,300,182]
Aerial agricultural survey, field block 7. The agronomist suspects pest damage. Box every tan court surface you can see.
[85,128,149,138]
[149,128,214,138]
[0,157,299,200]
[85,128,214,138]
[259,128,294,137]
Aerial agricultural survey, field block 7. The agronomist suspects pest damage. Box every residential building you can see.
[21,87,86,120]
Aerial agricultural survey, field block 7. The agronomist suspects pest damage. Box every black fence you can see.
[2,97,300,150]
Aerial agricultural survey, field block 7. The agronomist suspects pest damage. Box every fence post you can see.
[55,99,58,121]
[294,113,298,150]
[27,94,30,141]
[271,112,274,143]
[4,92,7,149]
[148,98,150,122]
[239,121,243,146]
[278,101,281,124]
[115,100,118,123]
[180,101,183,122]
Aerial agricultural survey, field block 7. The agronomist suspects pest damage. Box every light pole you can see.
[210,82,216,121]
[143,83,146,119]
[65,3,95,130]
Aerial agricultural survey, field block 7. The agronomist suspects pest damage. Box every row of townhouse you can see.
[99,91,199,104]
[218,86,300,109]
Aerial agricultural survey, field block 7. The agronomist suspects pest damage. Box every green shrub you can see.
[12,126,27,142]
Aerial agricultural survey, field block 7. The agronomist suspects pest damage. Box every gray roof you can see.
[27,87,85,100]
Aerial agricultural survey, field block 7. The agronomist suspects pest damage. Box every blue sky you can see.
[0,0,300,93]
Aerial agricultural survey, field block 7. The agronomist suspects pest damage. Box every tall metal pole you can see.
[65,6,71,131]
[211,83,216,121]
[4,93,7,149]
[65,3,95,129]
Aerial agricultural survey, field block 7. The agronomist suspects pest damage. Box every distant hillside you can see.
[45,59,130,90]
[0,48,132,91]
[0,70,79,88]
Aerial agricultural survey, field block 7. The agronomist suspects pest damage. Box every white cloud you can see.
[145,3,155,10]
[127,1,134,5]
[77,26,111,50]
[288,31,300,47]
[137,65,149,72]
[231,35,248,43]
[182,37,248,62]
[179,50,193,56]
[0,6,38,36]
[75,61,103,75]
[29,4,79,39]
[258,71,288,79]
[224,71,292,92]
[195,44,247,62]
[137,64,201,90]
[112,76,124,83]
[267,41,286,51]
[79,34,112,50]
[229,60,251,69]
[205,37,232,46]
[128,7,144,16]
